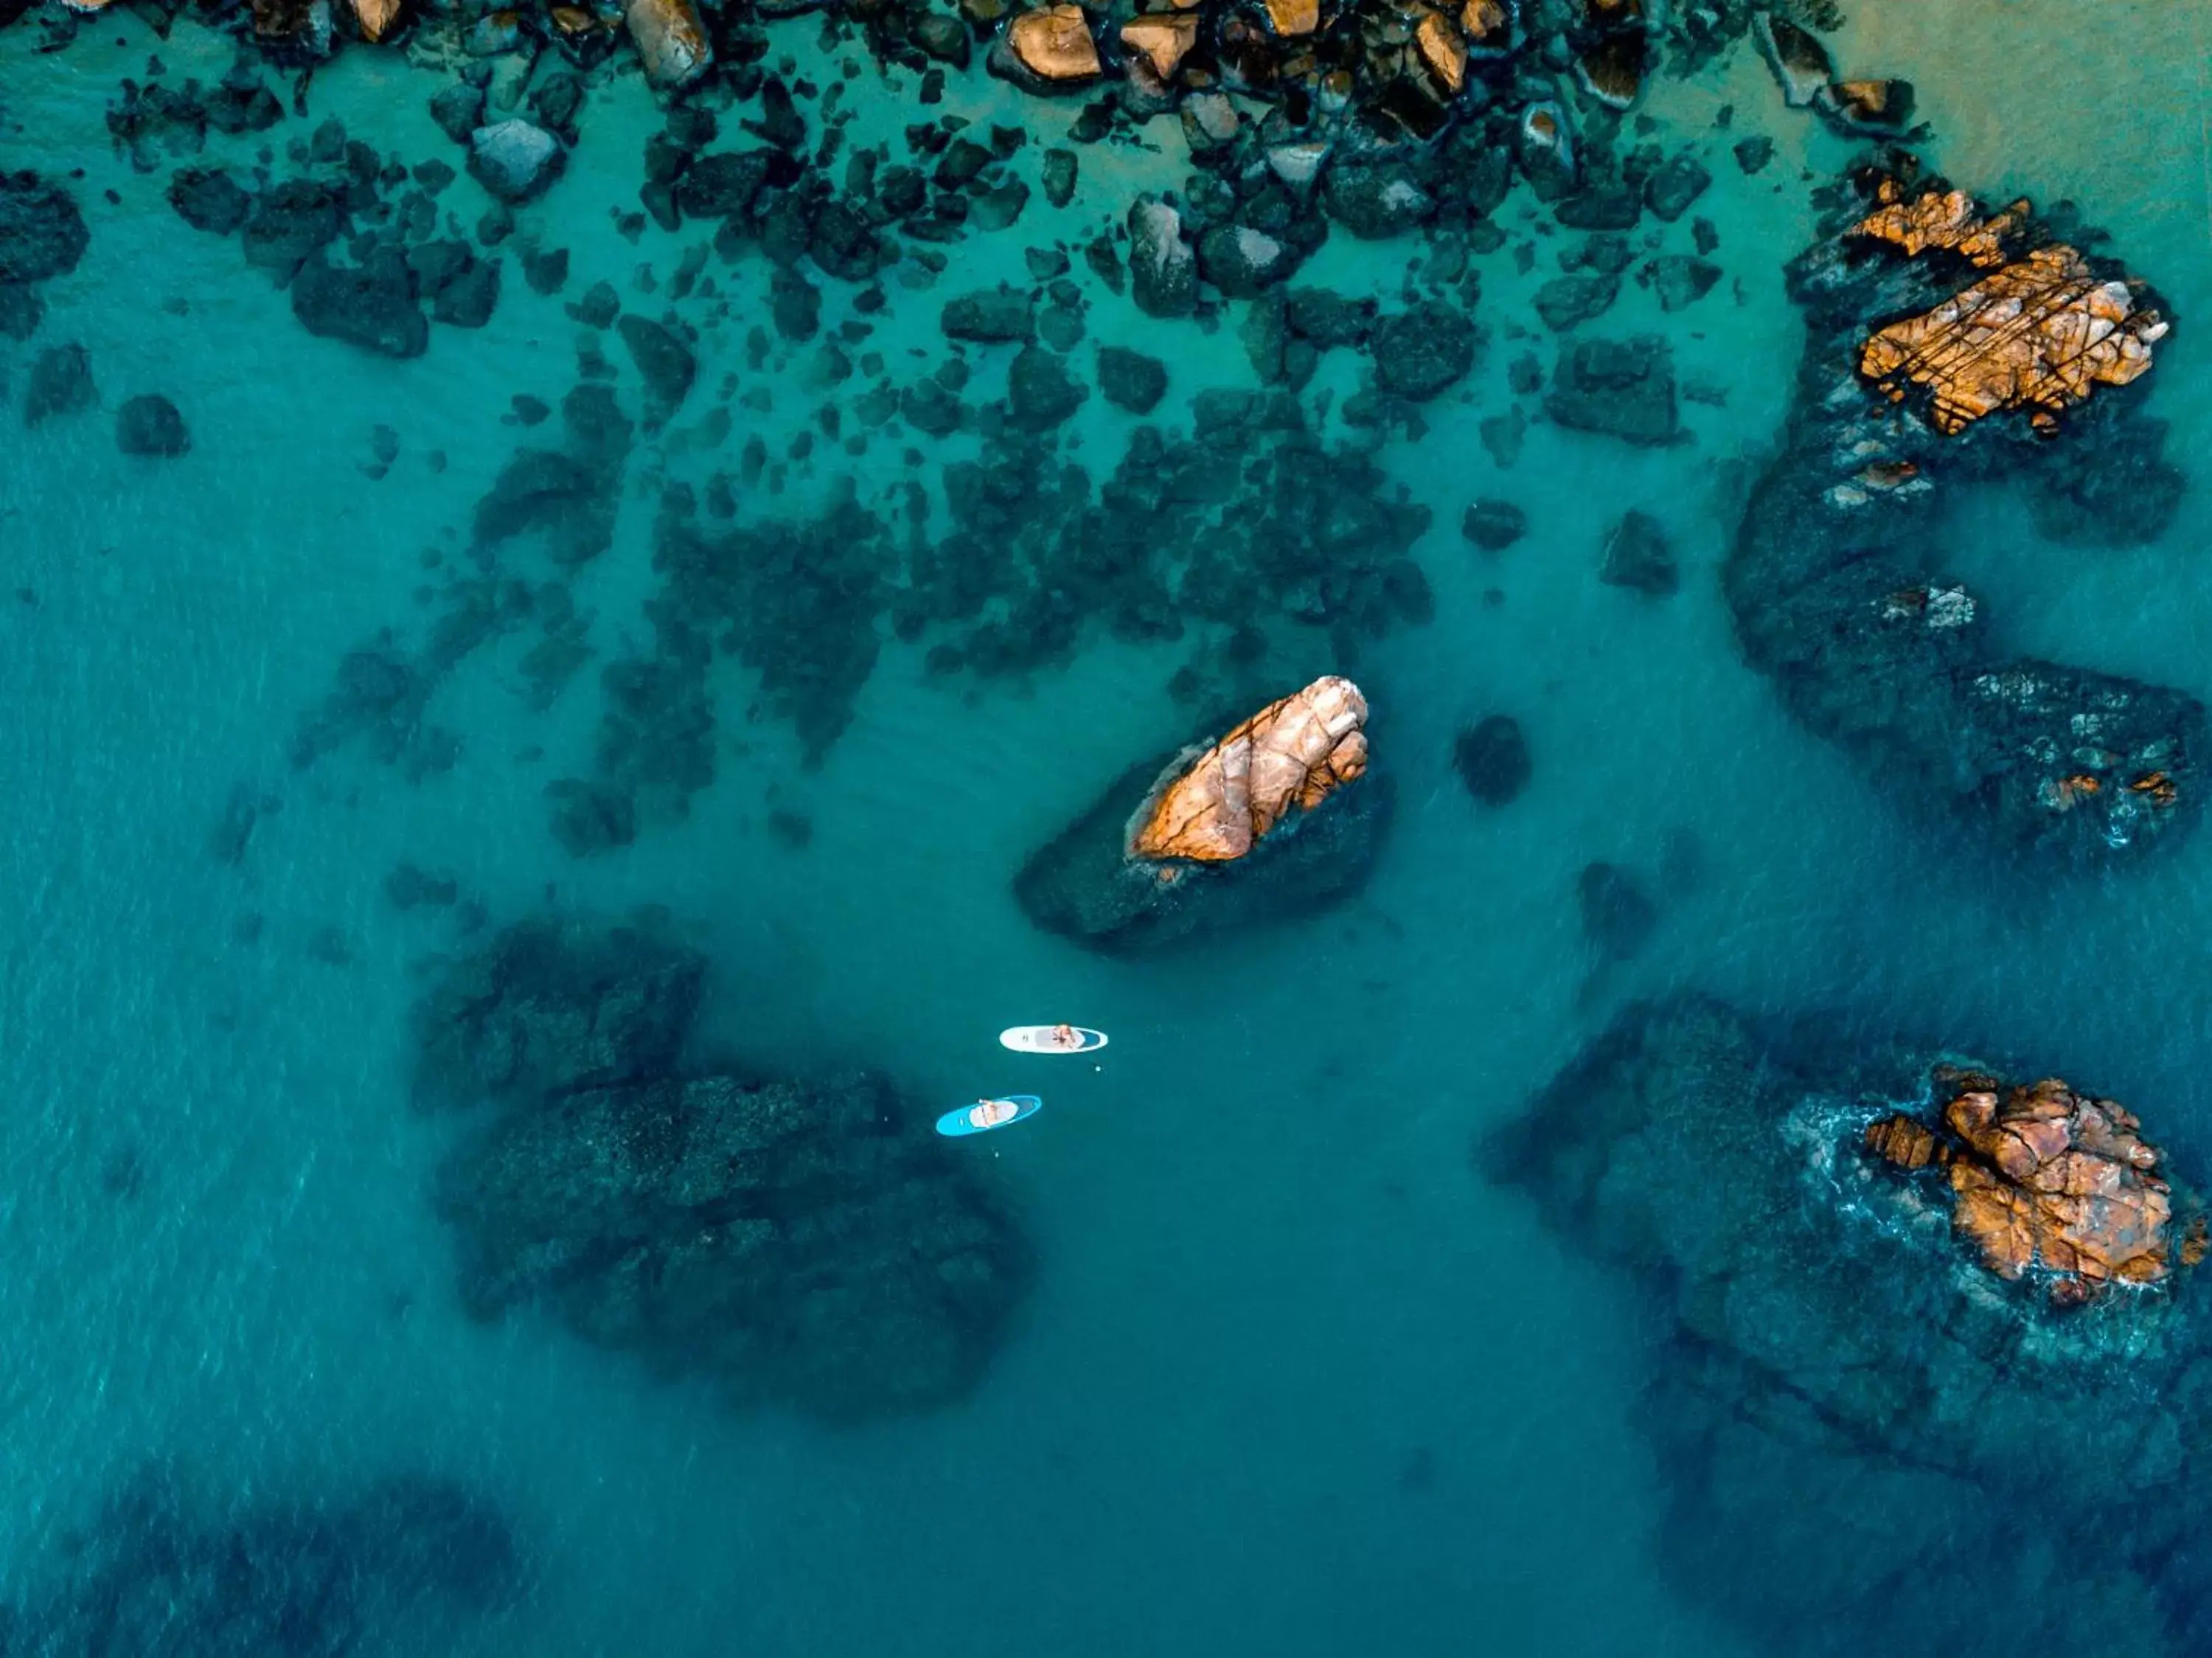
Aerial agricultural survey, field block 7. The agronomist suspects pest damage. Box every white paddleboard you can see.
[999,1025,1109,1054]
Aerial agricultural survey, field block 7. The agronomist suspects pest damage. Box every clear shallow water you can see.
[1,5,2210,1654]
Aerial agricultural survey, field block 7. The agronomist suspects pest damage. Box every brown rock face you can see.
[1121,11,1200,78]
[1129,676,1369,862]
[625,0,712,84]
[349,0,400,39]
[1850,181,2168,436]
[1866,1068,2193,1305]
[1007,4,1103,81]
[1264,0,1319,35]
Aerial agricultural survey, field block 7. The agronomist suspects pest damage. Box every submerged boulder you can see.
[291,251,427,358]
[1016,676,1387,949]
[0,170,88,285]
[116,393,189,457]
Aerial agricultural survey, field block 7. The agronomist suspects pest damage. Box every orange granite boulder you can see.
[1850,180,2168,437]
[1128,676,1368,861]
[1015,677,1387,951]
[1865,1067,2205,1305]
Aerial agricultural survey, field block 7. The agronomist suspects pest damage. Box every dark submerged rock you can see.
[1096,344,1167,413]
[0,171,89,285]
[1371,302,1476,400]
[1576,861,1657,959]
[166,167,251,235]
[1599,509,1677,596]
[410,915,705,1110]
[23,344,94,425]
[617,313,698,420]
[291,251,428,358]
[116,394,189,458]
[1545,334,1680,445]
[1460,498,1527,551]
[1454,715,1531,806]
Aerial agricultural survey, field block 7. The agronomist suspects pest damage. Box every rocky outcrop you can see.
[1851,184,2167,435]
[1865,1069,2202,1304]
[1484,995,2212,1658]
[1726,158,2199,863]
[1016,677,1387,949]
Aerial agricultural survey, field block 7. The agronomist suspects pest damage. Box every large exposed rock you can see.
[1725,159,2199,863]
[1484,994,2212,1658]
[625,0,711,86]
[1130,676,1368,861]
[992,4,1102,93]
[1851,184,2167,435]
[1016,677,1388,949]
[1865,1069,2200,1305]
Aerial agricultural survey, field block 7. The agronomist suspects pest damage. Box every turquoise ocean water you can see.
[4,1,2212,1652]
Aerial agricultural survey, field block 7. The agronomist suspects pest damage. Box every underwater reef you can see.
[1015,674,1386,949]
[417,916,1034,1421]
[1727,153,2199,863]
[1484,996,2212,1658]
[0,1465,518,1657]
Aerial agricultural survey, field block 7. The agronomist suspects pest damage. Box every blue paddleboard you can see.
[936,1095,1042,1137]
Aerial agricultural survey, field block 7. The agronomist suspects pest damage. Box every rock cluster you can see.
[1016,678,1387,949]
[167,111,504,358]
[420,917,1032,1421]
[1726,156,2199,861]
[1484,996,2212,1658]
[1865,1069,2202,1305]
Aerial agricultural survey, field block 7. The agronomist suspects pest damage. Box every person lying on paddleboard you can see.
[1048,1024,1083,1050]
[968,1097,1021,1129]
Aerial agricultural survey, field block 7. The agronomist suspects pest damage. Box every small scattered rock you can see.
[1096,344,1166,413]
[116,393,189,457]
[1599,509,1677,597]
[1454,716,1531,807]
[1460,499,1527,551]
